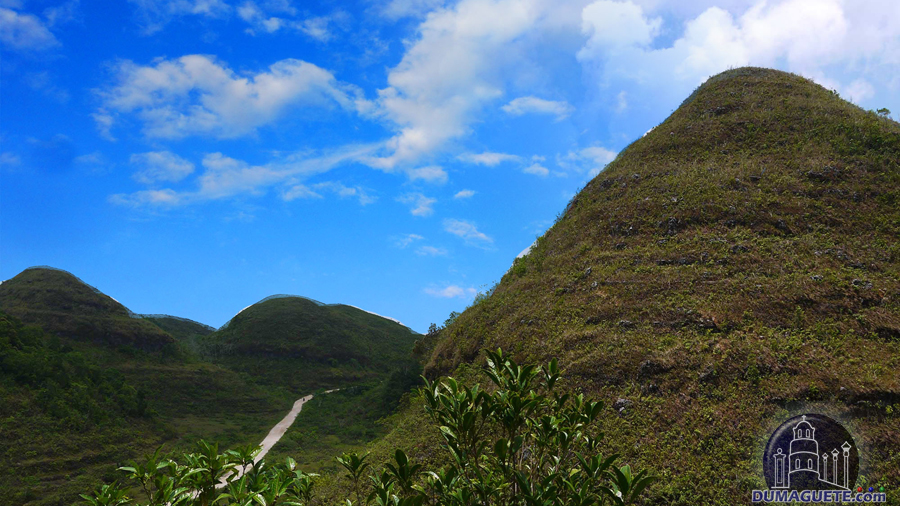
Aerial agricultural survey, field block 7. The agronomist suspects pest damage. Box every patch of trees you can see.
[0,312,150,428]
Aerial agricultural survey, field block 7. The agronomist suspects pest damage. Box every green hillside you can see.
[201,295,420,391]
[363,68,899,504]
[0,267,424,505]
[0,267,175,352]
[0,270,291,505]
[143,315,215,341]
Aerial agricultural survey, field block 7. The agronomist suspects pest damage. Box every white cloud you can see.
[310,181,377,205]
[368,0,550,168]
[580,0,660,51]
[501,96,574,120]
[379,0,445,20]
[523,163,549,177]
[577,0,900,112]
[281,184,322,200]
[424,284,477,299]
[98,55,368,139]
[238,1,343,41]
[130,151,195,184]
[297,16,332,41]
[416,245,448,256]
[43,1,79,27]
[407,165,448,184]
[110,188,183,207]
[458,151,522,166]
[615,90,628,112]
[453,189,475,199]
[24,71,70,102]
[110,144,378,206]
[397,192,436,216]
[0,7,58,51]
[443,218,492,246]
[129,0,230,35]
[395,233,424,248]
[558,146,617,177]
[0,151,21,167]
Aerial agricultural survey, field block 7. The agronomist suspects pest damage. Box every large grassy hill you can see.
[358,67,900,505]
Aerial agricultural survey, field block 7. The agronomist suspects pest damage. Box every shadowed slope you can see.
[203,296,419,391]
[0,267,175,351]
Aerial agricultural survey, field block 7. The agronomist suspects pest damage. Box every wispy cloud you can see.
[309,181,376,205]
[110,144,379,207]
[424,284,476,299]
[453,189,475,199]
[97,55,369,139]
[443,218,492,246]
[416,245,447,256]
[457,151,522,167]
[522,163,549,177]
[407,165,448,184]
[130,151,195,184]
[128,0,230,35]
[557,146,617,177]
[0,6,59,51]
[238,1,348,41]
[501,96,573,121]
[379,0,445,20]
[395,233,424,248]
[0,151,22,168]
[397,192,436,217]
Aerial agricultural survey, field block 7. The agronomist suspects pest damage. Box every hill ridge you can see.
[220,293,411,332]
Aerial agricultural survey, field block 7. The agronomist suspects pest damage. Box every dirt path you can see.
[219,389,338,486]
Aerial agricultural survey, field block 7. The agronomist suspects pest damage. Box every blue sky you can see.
[2,0,898,333]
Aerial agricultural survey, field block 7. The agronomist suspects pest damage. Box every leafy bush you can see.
[340,349,654,505]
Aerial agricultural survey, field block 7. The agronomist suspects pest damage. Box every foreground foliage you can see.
[80,351,653,505]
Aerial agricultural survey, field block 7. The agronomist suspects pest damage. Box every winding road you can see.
[219,389,338,486]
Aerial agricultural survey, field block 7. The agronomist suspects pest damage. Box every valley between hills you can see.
[2,67,899,505]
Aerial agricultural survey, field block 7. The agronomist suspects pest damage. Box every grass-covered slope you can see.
[421,68,900,503]
[203,296,420,391]
[143,315,215,341]
[0,270,291,506]
[0,267,175,352]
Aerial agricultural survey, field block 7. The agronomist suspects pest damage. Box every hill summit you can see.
[423,67,899,502]
[202,294,419,391]
[0,267,175,351]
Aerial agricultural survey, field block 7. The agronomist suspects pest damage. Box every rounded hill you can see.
[0,267,175,351]
[426,68,900,502]
[204,295,419,390]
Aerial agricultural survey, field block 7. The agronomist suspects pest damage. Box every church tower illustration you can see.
[772,415,852,490]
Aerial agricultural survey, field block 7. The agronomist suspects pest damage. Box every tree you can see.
[344,349,654,505]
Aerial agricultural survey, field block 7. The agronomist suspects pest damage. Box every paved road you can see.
[220,389,338,486]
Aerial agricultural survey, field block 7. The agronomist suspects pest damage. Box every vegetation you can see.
[79,351,653,505]
[404,68,898,503]
[142,316,215,342]
[198,296,420,392]
[0,267,176,352]
[0,267,418,505]
[266,360,424,473]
